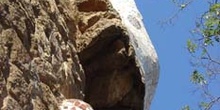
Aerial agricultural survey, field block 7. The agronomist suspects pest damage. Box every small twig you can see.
[200,47,220,65]
[214,0,219,4]
[205,96,220,110]
[160,0,195,27]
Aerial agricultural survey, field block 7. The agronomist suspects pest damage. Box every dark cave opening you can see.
[78,27,144,110]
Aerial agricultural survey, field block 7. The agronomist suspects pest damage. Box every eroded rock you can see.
[0,0,159,110]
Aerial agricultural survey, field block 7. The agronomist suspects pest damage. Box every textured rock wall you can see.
[109,1,159,110]
[0,0,85,109]
[0,0,159,110]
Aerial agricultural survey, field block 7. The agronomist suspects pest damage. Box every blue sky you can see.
[135,0,210,110]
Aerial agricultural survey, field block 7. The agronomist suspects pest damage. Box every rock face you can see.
[0,0,159,110]
[59,99,93,110]
[109,1,159,110]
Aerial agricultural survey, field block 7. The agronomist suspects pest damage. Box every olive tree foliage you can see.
[168,0,220,110]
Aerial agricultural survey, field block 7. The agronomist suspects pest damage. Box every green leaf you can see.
[210,3,220,12]
[180,4,186,9]
[203,29,216,38]
[190,70,206,84]
[199,102,209,109]
[204,37,213,46]
[187,39,197,53]
[201,49,207,56]
[205,18,219,28]
[181,105,191,110]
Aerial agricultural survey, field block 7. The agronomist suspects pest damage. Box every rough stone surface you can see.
[59,99,93,110]
[109,0,160,110]
[0,0,159,110]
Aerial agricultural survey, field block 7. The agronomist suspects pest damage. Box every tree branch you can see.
[205,96,220,110]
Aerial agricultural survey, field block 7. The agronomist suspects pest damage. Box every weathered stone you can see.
[109,0,160,110]
[0,0,159,110]
[59,99,93,110]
